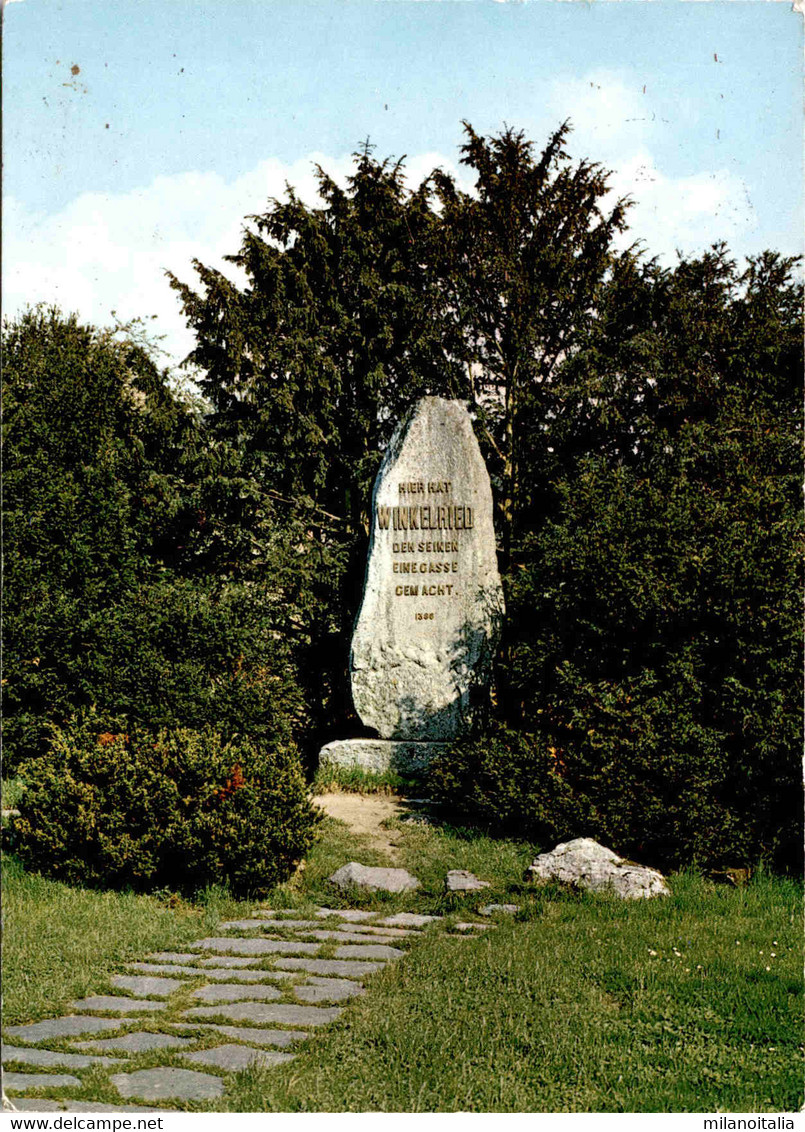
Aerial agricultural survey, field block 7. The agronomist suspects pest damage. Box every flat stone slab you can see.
[377,912,440,928]
[319,739,448,775]
[314,908,378,922]
[189,938,322,955]
[329,862,420,893]
[446,869,491,892]
[1,1045,121,1069]
[526,838,670,899]
[184,1002,342,1028]
[129,964,293,983]
[453,922,492,931]
[110,975,185,997]
[111,1066,223,1101]
[172,1024,306,1047]
[191,983,282,1003]
[479,903,519,915]
[197,968,293,983]
[217,920,276,931]
[304,929,410,945]
[5,1017,123,1043]
[74,1032,194,1053]
[220,919,319,931]
[128,963,204,976]
[70,996,166,1014]
[144,952,200,964]
[6,1100,63,1111]
[184,1044,296,1071]
[273,957,385,978]
[330,924,418,937]
[199,956,262,968]
[294,978,365,1004]
[6,1100,161,1113]
[62,1102,165,1113]
[4,1072,81,1090]
[334,944,403,960]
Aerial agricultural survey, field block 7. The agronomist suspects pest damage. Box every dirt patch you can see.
[313,792,408,859]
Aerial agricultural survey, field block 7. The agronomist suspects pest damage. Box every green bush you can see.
[3,577,310,775]
[9,713,320,896]
[434,371,801,874]
[429,726,598,849]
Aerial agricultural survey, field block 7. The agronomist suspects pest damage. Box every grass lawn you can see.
[1,857,250,1027]
[2,794,802,1112]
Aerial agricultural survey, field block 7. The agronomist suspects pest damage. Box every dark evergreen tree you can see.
[431,121,631,564]
[167,147,466,734]
[490,247,804,872]
[2,307,308,770]
[168,147,463,535]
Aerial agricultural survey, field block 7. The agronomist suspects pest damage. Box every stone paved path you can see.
[3,905,492,1111]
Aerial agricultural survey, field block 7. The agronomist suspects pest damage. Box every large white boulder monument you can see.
[320,396,504,773]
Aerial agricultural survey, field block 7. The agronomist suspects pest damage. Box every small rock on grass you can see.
[9,1101,163,1113]
[198,955,262,968]
[446,870,491,892]
[305,929,410,945]
[479,904,519,916]
[329,862,420,893]
[218,919,320,931]
[326,923,418,937]
[185,968,294,983]
[526,838,669,900]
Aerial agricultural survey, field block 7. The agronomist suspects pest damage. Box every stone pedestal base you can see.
[318,739,448,775]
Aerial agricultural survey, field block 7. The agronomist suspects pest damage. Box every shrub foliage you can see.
[10,714,320,896]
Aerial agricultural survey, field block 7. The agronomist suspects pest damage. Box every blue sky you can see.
[4,0,802,368]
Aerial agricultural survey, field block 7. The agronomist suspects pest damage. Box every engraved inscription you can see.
[379,477,475,614]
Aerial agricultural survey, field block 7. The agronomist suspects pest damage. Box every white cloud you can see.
[3,151,464,372]
[609,150,756,262]
[3,138,755,374]
[546,71,756,263]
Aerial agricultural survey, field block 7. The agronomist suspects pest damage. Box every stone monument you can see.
[320,396,504,774]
